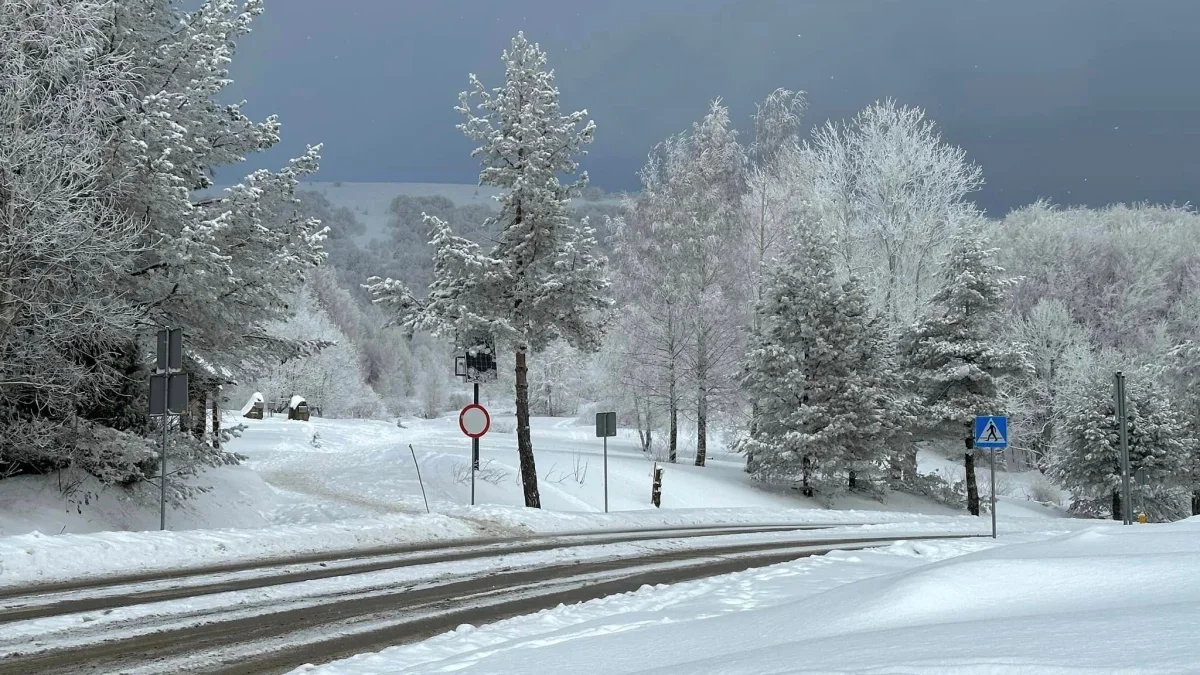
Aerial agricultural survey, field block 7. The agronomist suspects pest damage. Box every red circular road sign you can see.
[459,404,490,438]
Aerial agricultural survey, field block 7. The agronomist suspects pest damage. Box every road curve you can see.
[0,524,838,623]
[0,530,973,675]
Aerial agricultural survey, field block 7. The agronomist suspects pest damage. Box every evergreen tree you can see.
[368,33,611,508]
[739,226,898,500]
[0,0,328,493]
[0,0,145,475]
[1165,340,1200,515]
[901,226,1026,515]
[1050,366,1192,521]
[105,0,326,379]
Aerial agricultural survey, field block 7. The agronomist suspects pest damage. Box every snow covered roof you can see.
[240,392,265,416]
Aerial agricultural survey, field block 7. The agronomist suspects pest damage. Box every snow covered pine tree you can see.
[902,226,1026,515]
[1050,366,1193,521]
[2,0,325,499]
[368,33,611,508]
[739,225,899,500]
[0,0,144,474]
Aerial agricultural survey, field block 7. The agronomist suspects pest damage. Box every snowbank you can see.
[0,503,999,590]
[0,512,478,589]
[0,465,279,538]
[442,504,970,534]
[297,521,1194,674]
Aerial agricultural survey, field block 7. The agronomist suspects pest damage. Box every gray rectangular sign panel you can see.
[156,329,168,373]
[150,374,166,415]
[150,373,189,416]
[169,372,188,413]
[168,328,183,372]
[595,411,617,437]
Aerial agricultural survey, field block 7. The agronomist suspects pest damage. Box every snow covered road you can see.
[296,519,1199,675]
[0,525,984,674]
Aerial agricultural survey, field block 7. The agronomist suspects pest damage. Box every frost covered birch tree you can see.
[612,189,688,462]
[633,102,747,467]
[368,33,611,508]
[1004,298,1090,470]
[811,100,982,328]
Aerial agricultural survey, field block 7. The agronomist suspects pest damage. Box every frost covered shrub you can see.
[490,418,517,434]
[446,391,473,412]
[1026,472,1062,505]
[905,471,967,510]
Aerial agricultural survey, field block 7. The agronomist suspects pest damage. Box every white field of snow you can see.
[0,413,1071,587]
[296,517,1196,675]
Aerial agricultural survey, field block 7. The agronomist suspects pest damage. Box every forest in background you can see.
[3,2,1197,520]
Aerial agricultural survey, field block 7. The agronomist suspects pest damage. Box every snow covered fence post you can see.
[651,463,663,507]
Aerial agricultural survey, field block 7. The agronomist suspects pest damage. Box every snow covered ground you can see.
[0,412,1071,587]
[239,412,1060,523]
[296,517,1196,675]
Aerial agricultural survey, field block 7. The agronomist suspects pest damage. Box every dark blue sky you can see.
[224,0,1200,216]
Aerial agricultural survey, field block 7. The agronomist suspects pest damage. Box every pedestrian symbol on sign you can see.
[983,420,1001,442]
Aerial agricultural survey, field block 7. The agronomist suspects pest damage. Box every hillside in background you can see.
[300,181,624,245]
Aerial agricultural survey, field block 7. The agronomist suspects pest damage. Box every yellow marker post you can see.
[1138,513,1147,524]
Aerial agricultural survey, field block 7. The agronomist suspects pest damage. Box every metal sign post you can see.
[455,337,497,508]
[596,412,617,513]
[974,415,1009,539]
[472,382,480,503]
[1114,372,1132,525]
[459,403,491,506]
[150,328,185,531]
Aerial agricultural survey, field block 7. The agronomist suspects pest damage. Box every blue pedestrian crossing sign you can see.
[974,415,1008,450]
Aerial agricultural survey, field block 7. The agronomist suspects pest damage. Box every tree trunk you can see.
[668,403,678,463]
[514,348,541,508]
[667,361,678,463]
[190,391,206,441]
[211,393,220,450]
[643,403,654,453]
[848,469,857,491]
[1191,489,1199,517]
[888,450,903,487]
[694,329,708,467]
[1113,490,1123,521]
[801,456,813,497]
[965,452,980,516]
